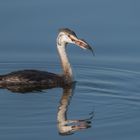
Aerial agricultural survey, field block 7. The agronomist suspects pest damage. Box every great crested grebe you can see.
[0,28,93,88]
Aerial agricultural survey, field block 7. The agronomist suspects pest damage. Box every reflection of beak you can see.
[69,35,94,56]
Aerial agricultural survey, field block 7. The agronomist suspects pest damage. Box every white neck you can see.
[57,43,73,83]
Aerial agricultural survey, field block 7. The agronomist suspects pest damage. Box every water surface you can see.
[0,0,140,140]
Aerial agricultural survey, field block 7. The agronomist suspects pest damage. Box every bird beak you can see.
[69,35,94,55]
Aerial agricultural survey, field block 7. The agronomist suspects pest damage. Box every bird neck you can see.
[57,43,73,83]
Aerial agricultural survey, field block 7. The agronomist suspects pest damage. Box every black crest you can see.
[59,28,77,37]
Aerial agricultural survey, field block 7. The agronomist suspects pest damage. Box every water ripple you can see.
[77,65,140,107]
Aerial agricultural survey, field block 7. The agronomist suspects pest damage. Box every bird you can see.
[0,28,93,88]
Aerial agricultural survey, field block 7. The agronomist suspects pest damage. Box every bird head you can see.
[57,28,94,55]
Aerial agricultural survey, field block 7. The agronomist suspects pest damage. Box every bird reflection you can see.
[57,84,93,135]
[0,83,93,135]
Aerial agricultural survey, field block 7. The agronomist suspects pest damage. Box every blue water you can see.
[0,0,140,139]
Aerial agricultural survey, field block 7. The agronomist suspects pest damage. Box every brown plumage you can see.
[0,70,63,86]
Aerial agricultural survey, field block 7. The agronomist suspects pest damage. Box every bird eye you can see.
[67,34,75,42]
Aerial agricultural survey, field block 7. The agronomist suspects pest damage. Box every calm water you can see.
[0,0,140,140]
